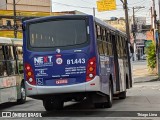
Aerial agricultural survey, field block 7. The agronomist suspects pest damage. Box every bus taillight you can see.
[25,63,36,85]
[86,57,96,82]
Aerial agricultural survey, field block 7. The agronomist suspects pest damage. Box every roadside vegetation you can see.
[145,42,157,74]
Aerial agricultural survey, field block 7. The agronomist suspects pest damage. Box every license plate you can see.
[56,79,68,84]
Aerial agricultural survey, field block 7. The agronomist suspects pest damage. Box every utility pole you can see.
[152,0,156,33]
[121,0,133,87]
[122,0,130,43]
[152,0,159,77]
[13,0,17,38]
[157,0,160,79]
[50,0,52,15]
[132,7,137,61]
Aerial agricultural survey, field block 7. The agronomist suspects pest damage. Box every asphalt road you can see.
[1,60,160,119]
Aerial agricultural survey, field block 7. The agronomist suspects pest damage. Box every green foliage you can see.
[145,42,156,70]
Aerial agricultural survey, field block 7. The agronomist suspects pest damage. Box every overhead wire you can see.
[52,1,124,10]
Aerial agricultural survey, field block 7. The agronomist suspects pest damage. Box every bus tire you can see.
[52,99,64,110]
[104,80,113,108]
[94,103,103,108]
[43,98,54,111]
[94,80,113,108]
[119,91,126,99]
[43,98,64,111]
[74,97,85,102]
[17,82,26,104]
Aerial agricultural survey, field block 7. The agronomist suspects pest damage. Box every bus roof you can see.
[23,15,93,23]
[0,37,12,44]
[0,37,22,45]
[11,38,23,45]
[94,17,127,37]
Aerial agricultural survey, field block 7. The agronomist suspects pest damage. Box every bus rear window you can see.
[29,20,88,48]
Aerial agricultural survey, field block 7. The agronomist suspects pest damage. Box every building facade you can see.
[0,0,51,38]
[0,0,51,12]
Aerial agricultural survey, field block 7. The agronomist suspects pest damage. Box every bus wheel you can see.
[119,91,126,99]
[94,81,113,108]
[94,103,103,108]
[52,99,64,110]
[103,81,113,108]
[74,97,85,102]
[17,83,26,104]
[43,98,54,111]
[43,98,64,111]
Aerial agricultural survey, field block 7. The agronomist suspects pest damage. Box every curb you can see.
[134,78,159,83]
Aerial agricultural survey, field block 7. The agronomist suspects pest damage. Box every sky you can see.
[51,0,159,24]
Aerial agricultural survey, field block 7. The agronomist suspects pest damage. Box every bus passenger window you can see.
[106,31,110,42]
[119,37,124,58]
[16,47,23,60]
[102,42,108,56]
[97,40,104,55]
[116,36,121,58]
[5,46,16,75]
[96,25,101,40]
[0,46,4,60]
[15,46,23,74]
[5,46,14,60]
[0,46,7,76]
[123,39,127,58]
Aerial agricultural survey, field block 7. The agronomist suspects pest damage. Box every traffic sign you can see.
[97,0,117,12]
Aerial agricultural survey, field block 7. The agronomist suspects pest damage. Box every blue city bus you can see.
[23,15,132,111]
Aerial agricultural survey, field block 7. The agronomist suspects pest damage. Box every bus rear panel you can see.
[23,15,102,98]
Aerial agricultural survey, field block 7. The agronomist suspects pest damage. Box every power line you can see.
[81,0,95,6]
[52,2,94,9]
[52,1,125,10]
[128,0,147,6]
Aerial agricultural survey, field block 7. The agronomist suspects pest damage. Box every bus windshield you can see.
[29,19,88,48]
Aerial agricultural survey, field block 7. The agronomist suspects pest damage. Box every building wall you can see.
[7,0,50,6]
[1,0,51,12]
[135,17,146,32]
[7,4,50,12]
[0,0,6,10]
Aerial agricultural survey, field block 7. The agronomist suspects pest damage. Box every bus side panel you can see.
[89,16,104,93]
[23,22,38,96]
[16,75,24,100]
[0,76,17,104]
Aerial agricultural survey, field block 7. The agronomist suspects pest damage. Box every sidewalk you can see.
[132,68,158,83]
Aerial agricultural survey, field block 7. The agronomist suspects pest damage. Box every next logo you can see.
[34,56,52,64]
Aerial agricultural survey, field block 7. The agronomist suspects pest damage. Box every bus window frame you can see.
[95,23,105,56]
[26,18,90,51]
[13,45,23,74]
[4,44,18,76]
[0,44,7,77]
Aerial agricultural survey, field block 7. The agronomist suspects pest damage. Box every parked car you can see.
[141,54,147,60]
